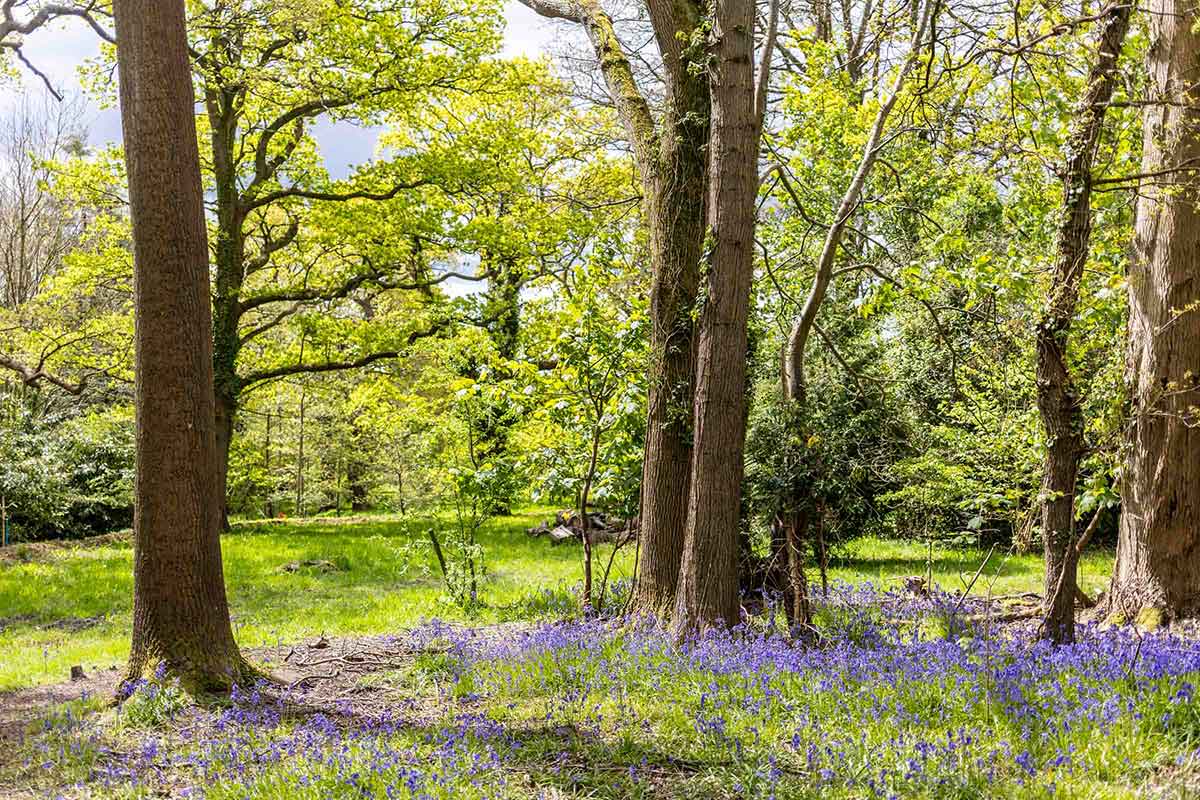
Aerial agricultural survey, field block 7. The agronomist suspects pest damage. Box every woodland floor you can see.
[7,513,1181,799]
[0,511,1115,691]
[3,593,1200,798]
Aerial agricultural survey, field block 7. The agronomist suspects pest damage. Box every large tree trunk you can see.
[113,0,246,692]
[1036,3,1132,644]
[617,21,710,621]
[674,0,758,632]
[1108,0,1200,620]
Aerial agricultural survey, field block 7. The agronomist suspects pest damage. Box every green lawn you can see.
[0,510,633,691]
[827,535,1113,599]
[0,514,1113,692]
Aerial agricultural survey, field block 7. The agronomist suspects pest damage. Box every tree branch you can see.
[0,1,114,43]
[755,0,782,130]
[0,354,84,394]
[239,317,454,388]
[781,0,936,404]
[243,178,433,213]
[238,264,489,316]
[516,0,657,176]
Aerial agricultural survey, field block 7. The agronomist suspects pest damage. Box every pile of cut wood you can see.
[526,510,636,545]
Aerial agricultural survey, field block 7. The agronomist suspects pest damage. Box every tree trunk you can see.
[113,0,246,693]
[348,467,370,511]
[214,390,236,529]
[631,141,707,615]
[767,514,791,620]
[264,411,275,518]
[623,48,709,621]
[773,0,934,632]
[674,0,758,632]
[1108,0,1200,619]
[345,415,371,512]
[475,256,522,515]
[516,0,710,619]
[784,509,811,630]
[1036,2,1132,644]
[580,423,602,612]
[207,85,245,533]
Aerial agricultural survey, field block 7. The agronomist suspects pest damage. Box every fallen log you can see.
[529,511,638,545]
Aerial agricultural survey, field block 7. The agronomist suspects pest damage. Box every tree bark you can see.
[516,0,727,620]
[214,390,236,528]
[674,0,758,632]
[113,0,246,692]
[784,509,811,630]
[206,79,246,532]
[1036,1,1132,644]
[516,0,710,619]
[1108,0,1200,619]
[632,125,708,616]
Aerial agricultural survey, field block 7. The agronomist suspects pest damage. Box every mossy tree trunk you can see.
[1036,2,1132,644]
[674,0,759,632]
[516,0,710,619]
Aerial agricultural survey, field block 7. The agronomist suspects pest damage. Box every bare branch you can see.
[755,0,782,129]
[516,0,657,176]
[243,178,433,213]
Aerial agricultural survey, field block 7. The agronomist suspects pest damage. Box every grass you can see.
[0,514,1113,692]
[826,536,1114,599]
[14,516,1198,800]
[0,509,633,691]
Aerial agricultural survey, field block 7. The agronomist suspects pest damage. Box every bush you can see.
[0,397,134,541]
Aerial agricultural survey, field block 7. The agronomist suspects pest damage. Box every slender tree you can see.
[517,0,710,617]
[113,0,246,691]
[1036,1,1132,644]
[1107,0,1200,621]
[763,0,932,628]
[674,0,771,630]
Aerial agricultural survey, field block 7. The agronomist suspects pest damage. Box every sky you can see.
[7,2,559,174]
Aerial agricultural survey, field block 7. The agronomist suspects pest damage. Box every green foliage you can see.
[746,7,1143,552]
[0,388,133,541]
[523,248,649,519]
[119,676,189,729]
[745,313,906,548]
